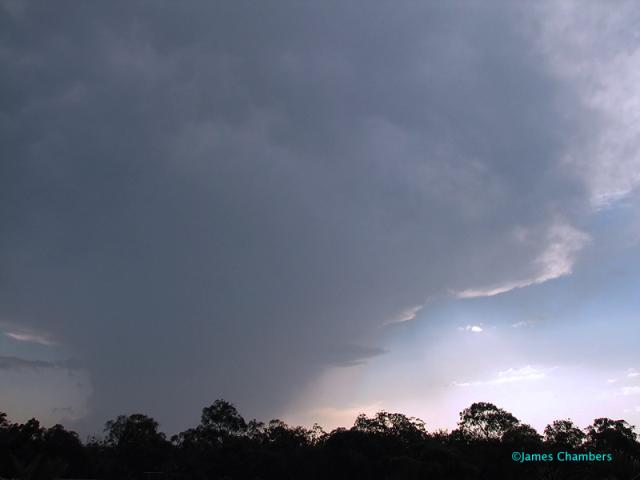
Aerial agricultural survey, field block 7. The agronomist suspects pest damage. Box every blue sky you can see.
[286,202,640,431]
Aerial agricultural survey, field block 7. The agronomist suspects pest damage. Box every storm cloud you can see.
[1,1,632,433]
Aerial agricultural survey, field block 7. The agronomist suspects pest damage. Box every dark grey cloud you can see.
[0,356,54,370]
[1,1,594,432]
[326,345,387,368]
[0,355,76,371]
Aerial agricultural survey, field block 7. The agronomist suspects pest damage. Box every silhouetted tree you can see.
[42,424,85,477]
[200,399,248,436]
[264,419,311,448]
[104,413,170,478]
[456,402,519,441]
[585,417,638,451]
[3,401,640,480]
[543,419,585,448]
[501,423,542,445]
[353,411,428,444]
[105,414,161,446]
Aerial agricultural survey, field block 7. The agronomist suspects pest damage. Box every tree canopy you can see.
[1,400,639,479]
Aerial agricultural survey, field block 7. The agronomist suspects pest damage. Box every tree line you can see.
[1,400,639,479]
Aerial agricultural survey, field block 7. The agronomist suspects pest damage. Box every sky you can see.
[1,0,640,437]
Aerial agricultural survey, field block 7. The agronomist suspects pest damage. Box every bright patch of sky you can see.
[286,209,640,432]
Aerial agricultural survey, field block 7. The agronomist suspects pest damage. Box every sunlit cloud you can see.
[383,305,424,326]
[458,325,483,333]
[5,331,56,346]
[456,223,589,298]
[540,1,640,209]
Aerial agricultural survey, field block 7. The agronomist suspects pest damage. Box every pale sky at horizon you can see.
[1,0,640,437]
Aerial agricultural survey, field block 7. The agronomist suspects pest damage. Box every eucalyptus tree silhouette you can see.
[353,411,428,442]
[543,419,585,448]
[501,423,542,446]
[104,413,167,449]
[200,400,248,436]
[2,402,640,479]
[585,418,638,451]
[456,402,520,441]
[103,413,170,477]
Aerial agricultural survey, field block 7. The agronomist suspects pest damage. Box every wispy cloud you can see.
[455,365,549,387]
[383,305,424,326]
[458,325,483,333]
[606,369,640,386]
[512,317,544,329]
[5,331,56,346]
[621,386,640,396]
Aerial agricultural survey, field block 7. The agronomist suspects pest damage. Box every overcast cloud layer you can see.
[1,1,639,433]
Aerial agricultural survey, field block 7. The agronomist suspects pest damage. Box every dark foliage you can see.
[1,401,639,479]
